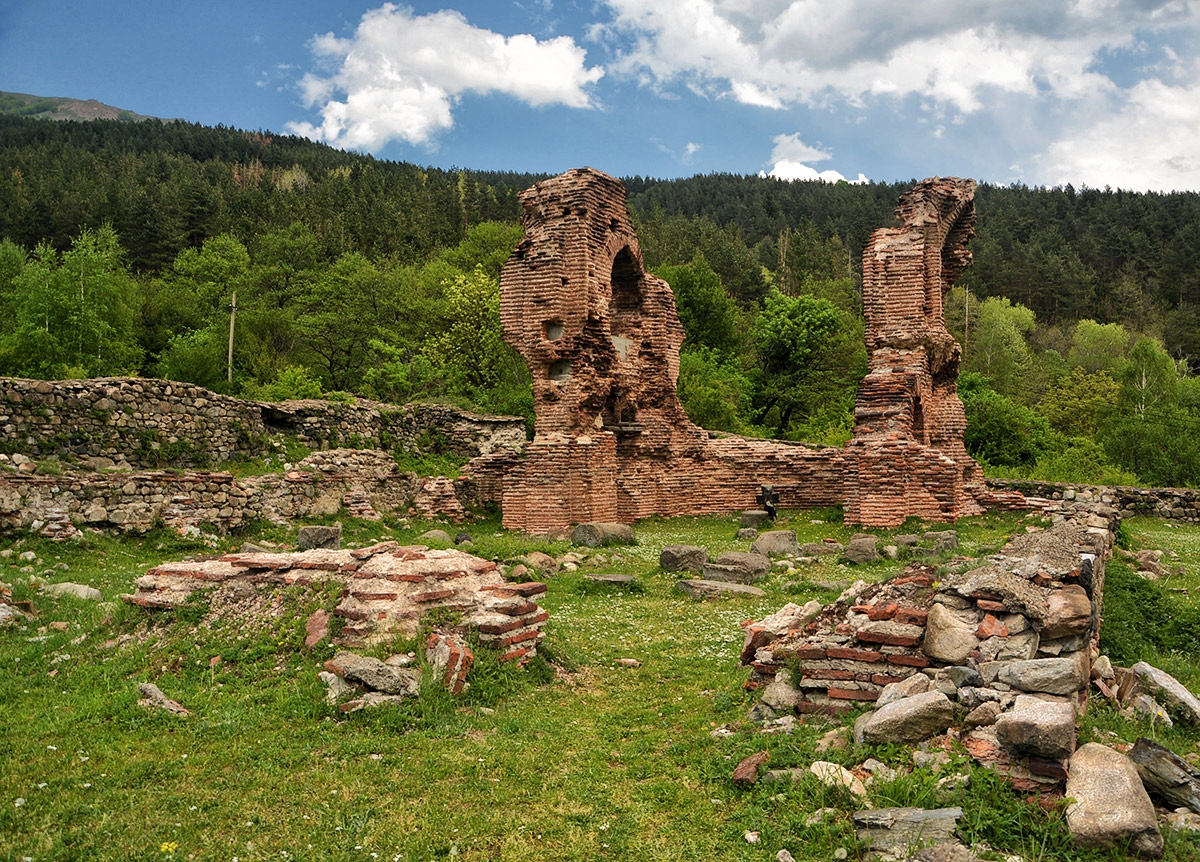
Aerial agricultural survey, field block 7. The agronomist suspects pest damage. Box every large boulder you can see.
[1118,662,1200,725]
[842,534,879,565]
[994,695,1076,760]
[854,690,955,745]
[676,579,766,599]
[571,522,636,547]
[659,544,708,573]
[751,530,799,557]
[922,603,979,664]
[298,524,342,550]
[703,551,771,584]
[1066,743,1163,858]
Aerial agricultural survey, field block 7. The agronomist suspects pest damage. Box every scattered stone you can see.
[923,531,959,551]
[922,603,979,664]
[760,668,802,712]
[736,527,758,540]
[298,524,341,550]
[425,631,473,694]
[852,807,962,858]
[751,530,799,557]
[571,522,635,547]
[810,760,868,799]
[454,532,472,544]
[1165,810,1200,833]
[325,652,421,696]
[740,510,771,528]
[861,758,901,784]
[994,695,1076,760]
[854,691,956,745]
[1125,694,1173,726]
[317,670,354,704]
[42,582,103,601]
[1118,662,1200,726]
[676,579,766,599]
[740,601,823,663]
[659,545,707,573]
[615,658,641,668]
[704,551,771,584]
[523,551,557,573]
[776,849,798,862]
[419,529,453,544]
[1066,743,1163,858]
[137,682,189,716]
[801,542,843,557]
[743,831,760,844]
[733,750,769,787]
[0,604,23,626]
[304,609,331,649]
[842,534,879,564]
[584,573,638,588]
[1129,737,1200,813]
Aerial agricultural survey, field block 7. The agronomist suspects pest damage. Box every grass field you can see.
[2,508,1200,861]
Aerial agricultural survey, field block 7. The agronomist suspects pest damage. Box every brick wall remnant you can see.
[477,169,1022,533]
[127,542,549,663]
[484,167,846,532]
[845,177,1019,526]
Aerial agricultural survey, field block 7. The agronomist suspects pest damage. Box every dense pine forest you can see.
[2,114,1200,487]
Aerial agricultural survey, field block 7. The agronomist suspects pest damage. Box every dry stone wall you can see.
[989,478,1200,524]
[0,449,427,538]
[0,376,525,469]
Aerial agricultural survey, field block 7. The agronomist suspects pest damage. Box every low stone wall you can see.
[0,450,438,538]
[0,376,526,469]
[989,478,1200,524]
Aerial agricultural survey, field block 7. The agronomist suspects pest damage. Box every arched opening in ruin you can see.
[610,246,643,312]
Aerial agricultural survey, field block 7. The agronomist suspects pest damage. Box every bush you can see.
[960,373,1052,467]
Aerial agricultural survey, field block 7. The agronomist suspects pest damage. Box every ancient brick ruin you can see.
[128,542,549,663]
[475,168,1018,532]
[477,167,846,533]
[845,177,1002,526]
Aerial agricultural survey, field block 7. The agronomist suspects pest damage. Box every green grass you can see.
[2,508,1199,860]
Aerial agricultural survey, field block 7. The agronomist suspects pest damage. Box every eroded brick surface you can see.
[127,543,548,661]
[476,169,1024,533]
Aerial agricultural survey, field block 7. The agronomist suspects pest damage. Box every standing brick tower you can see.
[843,177,991,526]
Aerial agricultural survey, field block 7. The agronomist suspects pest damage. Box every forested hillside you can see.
[2,115,1200,486]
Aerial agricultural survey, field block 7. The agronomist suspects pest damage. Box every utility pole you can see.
[227,290,237,384]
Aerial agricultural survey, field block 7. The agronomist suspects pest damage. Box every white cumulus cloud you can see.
[1040,64,1200,191]
[287,3,604,149]
[764,133,867,183]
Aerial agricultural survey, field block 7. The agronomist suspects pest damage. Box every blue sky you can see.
[2,0,1199,191]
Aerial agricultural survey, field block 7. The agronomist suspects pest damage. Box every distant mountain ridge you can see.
[0,91,158,122]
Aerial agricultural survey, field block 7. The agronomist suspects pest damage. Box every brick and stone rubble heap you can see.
[845,177,1022,526]
[742,501,1117,789]
[478,167,846,532]
[126,542,548,662]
